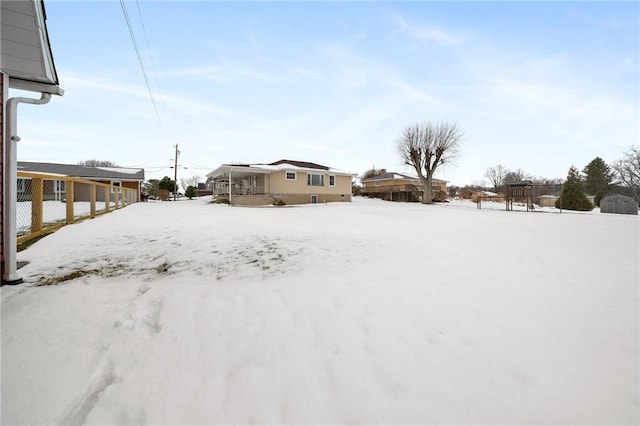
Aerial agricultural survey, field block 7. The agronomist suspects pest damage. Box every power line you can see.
[119,0,162,126]
[135,0,163,103]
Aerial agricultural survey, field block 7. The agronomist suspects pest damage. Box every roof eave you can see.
[8,77,64,95]
[1,0,62,92]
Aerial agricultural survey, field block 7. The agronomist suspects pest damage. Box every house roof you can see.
[363,172,417,182]
[18,162,145,181]
[363,172,446,183]
[1,0,62,94]
[208,159,353,179]
[602,194,637,202]
[268,159,329,170]
[474,190,498,197]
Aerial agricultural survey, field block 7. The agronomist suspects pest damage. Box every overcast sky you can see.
[12,1,639,186]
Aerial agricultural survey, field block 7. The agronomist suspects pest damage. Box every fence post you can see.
[31,177,43,233]
[105,187,111,212]
[66,179,74,224]
[90,184,96,218]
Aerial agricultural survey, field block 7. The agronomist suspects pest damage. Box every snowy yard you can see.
[2,197,638,425]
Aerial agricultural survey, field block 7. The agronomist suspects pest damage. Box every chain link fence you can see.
[17,172,138,244]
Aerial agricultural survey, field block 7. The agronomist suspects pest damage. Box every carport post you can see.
[229,168,232,205]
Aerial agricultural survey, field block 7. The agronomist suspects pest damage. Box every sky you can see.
[10,0,640,186]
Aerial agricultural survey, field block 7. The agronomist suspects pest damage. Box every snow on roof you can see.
[95,167,144,175]
[18,162,145,180]
[363,172,446,183]
[209,160,354,177]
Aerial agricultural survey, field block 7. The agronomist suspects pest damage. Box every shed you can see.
[600,194,638,215]
[537,195,559,207]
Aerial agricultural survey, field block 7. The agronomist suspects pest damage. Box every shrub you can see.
[185,185,197,199]
[210,197,230,205]
[555,166,593,211]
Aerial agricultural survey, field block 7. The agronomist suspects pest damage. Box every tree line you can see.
[482,147,639,210]
[356,122,639,210]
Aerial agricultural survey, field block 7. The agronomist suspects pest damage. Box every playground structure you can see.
[475,181,564,212]
[505,181,535,212]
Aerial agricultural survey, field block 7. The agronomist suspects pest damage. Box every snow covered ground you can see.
[2,197,638,425]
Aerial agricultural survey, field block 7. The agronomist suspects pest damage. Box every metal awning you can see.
[208,165,272,180]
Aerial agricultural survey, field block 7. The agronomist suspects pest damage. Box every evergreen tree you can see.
[556,166,593,211]
[158,176,177,193]
[185,185,197,199]
[582,157,613,205]
[143,179,160,198]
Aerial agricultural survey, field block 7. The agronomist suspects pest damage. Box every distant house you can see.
[17,162,145,201]
[361,172,447,202]
[472,191,503,203]
[207,159,354,206]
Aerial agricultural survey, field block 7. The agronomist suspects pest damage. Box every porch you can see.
[210,166,272,197]
[361,184,423,202]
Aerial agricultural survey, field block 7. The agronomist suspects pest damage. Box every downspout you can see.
[3,92,52,284]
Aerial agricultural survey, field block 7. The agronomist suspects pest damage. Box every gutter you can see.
[3,91,54,284]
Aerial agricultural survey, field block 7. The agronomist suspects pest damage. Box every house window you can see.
[55,180,65,192]
[285,171,296,181]
[17,178,26,193]
[375,181,380,186]
[307,173,324,186]
[329,175,336,186]
[111,181,122,193]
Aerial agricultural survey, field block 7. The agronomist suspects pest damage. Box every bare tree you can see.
[180,174,202,192]
[504,168,531,184]
[397,121,462,204]
[471,179,487,190]
[613,145,640,201]
[484,165,507,192]
[78,159,118,167]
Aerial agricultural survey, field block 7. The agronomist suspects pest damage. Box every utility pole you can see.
[173,143,180,201]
